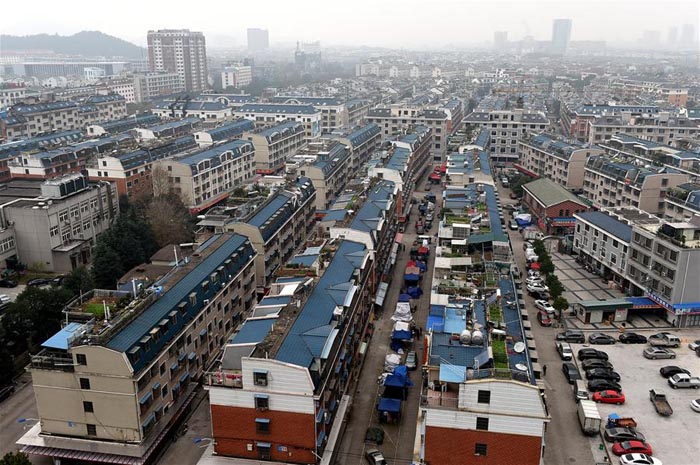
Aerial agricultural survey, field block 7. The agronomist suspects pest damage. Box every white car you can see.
[0,294,10,304]
[526,277,545,287]
[527,270,541,278]
[619,453,662,465]
[527,283,549,293]
[691,399,700,413]
[689,339,700,351]
[535,300,555,315]
[643,347,676,360]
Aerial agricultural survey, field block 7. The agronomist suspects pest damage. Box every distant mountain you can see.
[0,31,146,59]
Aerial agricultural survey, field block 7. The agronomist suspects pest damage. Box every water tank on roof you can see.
[471,330,484,345]
[459,329,471,345]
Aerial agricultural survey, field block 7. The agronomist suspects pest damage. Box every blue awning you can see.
[188,352,196,360]
[253,369,268,374]
[439,363,467,383]
[254,394,269,399]
[255,418,270,423]
[256,442,271,448]
[172,382,180,391]
[316,408,325,423]
[170,363,178,371]
[41,322,83,350]
[178,352,187,362]
[316,430,326,448]
[180,373,190,383]
[199,329,207,337]
[141,413,156,428]
[152,382,161,391]
[139,392,153,405]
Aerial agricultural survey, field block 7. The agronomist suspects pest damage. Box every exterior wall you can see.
[148,30,208,93]
[519,142,603,190]
[134,73,185,103]
[0,87,27,107]
[221,66,253,89]
[522,193,588,235]
[424,426,542,465]
[247,129,306,174]
[306,160,349,210]
[234,110,322,143]
[588,123,700,146]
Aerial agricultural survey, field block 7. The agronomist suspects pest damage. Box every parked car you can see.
[27,277,52,287]
[648,332,681,348]
[619,453,662,465]
[619,332,648,344]
[585,368,621,382]
[537,310,552,327]
[588,333,616,345]
[691,399,700,413]
[530,290,550,300]
[613,441,653,457]
[0,278,17,287]
[588,379,622,392]
[659,366,690,378]
[582,359,614,371]
[604,427,646,442]
[556,341,573,361]
[527,283,549,294]
[667,373,700,389]
[643,347,676,360]
[535,299,555,315]
[688,339,700,351]
[0,295,10,305]
[522,241,534,251]
[577,348,609,360]
[561,362,581,384]
[556,330,585,344]
[365,449,387,465]
[405,351,417,371]
[592,389,625,405]
[508,219,519,230]
[526,277,545,287]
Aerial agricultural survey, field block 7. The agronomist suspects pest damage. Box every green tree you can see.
[553,296,570,321]
[0,346,15,387]
[539,256,555,275]
[546,274,565,299]
[0,452,32,465]
[63,266,94,297]
[91,241,124,289]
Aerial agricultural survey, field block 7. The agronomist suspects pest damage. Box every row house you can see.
[18,234,257,464]
[244,121,307,174]
[194,119,255,147]
[325,123,381,170]
[587,113,700,147]
[234,104,322,143]
[560,103,659,141]
[270,96,347,133]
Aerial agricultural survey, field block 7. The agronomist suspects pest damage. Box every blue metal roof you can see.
[42,322,83,350]
[231,317,277,344]
[275,240,367,369]
[271,96,343,106]
[259,296,292,306]
[255,121,303,140]
[576,211,632,242]
[96,114,160,133]
[176,139,252,171]
[318,209,348,221]
[474,128,490,149]
[106,234,255,371]
[349,181,395,234]
[347,123,380,147]
[288,254,319,266]
[144,117,200,134]
[204,120,255,142]
[312,144,349,176]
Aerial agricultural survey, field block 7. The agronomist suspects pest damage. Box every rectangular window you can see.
[86,424,97,436]
[162,385,169,399]
[475,443,488,456]
[76,354,87,365]
[257,444,271,460]
[83,401,94,413]
[255,396,269,410]
[255,418,270,434]
[253,371,268,386]
[79,378,91,390]
[476,417,489,430]
[477,390,490,404]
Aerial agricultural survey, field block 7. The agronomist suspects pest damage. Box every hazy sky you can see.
[2,0,698,48]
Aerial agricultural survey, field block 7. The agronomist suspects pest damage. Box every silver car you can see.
[643,347,676,360]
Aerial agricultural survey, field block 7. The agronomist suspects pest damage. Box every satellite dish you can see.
[514,342,525,353]
[515,363,528,372]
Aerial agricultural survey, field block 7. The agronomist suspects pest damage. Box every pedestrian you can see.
[542,364,547,377]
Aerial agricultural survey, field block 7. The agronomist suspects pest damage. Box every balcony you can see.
[31,350,75,372]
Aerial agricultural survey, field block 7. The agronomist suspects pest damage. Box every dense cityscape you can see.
[0,5,699,465]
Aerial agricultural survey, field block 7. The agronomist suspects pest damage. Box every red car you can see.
[592,390,625,405]
[612,440,652,456]
[537,310,552,327]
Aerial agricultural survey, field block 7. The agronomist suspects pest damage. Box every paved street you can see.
[336,185,440,465]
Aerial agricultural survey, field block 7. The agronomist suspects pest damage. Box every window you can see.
[162,385,169,399]
[477,390,490,404]
[86,424,97,436]
[255,418,270,434]
[83,401,94,413]
[76,354,87,365]
[475,443,487,456]
[79,378,91,390]
[253,371,268,386]
[476,417,489,430]
[255,395,269,411]
[50,225,59,237]
[159,363,166,376]
[257,443,271,460]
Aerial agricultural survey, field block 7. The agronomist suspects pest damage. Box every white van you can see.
[556,341,573,361]
[573,380,589,402]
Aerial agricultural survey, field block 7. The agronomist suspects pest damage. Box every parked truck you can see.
[668,373,700,389]
[648,332,681,348]
[522,227,545,240]
[577,399,602,436]
[649,389,673,416]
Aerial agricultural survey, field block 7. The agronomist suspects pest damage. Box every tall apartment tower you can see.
[247,28,269,51]
[551,19,572,55]
[147,29,208,92]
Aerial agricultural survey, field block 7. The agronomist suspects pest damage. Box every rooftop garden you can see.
[491,338,509,369]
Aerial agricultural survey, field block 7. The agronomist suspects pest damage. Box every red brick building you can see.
[522,178,589,236]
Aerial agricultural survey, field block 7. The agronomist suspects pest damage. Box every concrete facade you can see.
[147,29,209,93]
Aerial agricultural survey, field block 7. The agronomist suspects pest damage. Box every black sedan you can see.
[582,359,614,371]
[27,278,52,287]
[588,379,622,392]
[0,279,17,288]
[585,368,621,382]
[588,333,616,345]
[556,330,585,343]
[659,366,691,378]
[562,362,582,384]
[604,427,646,442]
[578,348,609,361]
[619,332,648,344]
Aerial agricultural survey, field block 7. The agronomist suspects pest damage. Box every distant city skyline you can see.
[2,0,698,49]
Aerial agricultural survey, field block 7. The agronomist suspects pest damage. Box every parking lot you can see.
[566,331,700,465]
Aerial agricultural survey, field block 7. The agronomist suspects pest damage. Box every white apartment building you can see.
[270,96,347,133]
[244,121,306,174]
[133,72,185,103]
[0,86,27,107]
[234,103,322,143]
[221,65,253,89]
[147,29,208,93]
[587,112,700,146]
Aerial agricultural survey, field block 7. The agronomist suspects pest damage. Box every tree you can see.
[546,274,565,299]
[539,256,555,276]
[145,193,195,248]
[0,346,15,387]
[150,165,171,198]
[91,241,125,289]
[63,266,94,297]
[553,296,570,321]
[0,452,32,465]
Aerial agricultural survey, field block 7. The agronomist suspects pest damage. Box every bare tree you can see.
[150,165,171,198]
[145,195,194,247]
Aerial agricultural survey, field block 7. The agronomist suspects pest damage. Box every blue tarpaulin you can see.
[515,218,531,227]
[386,366,414,387]
[398,293,412,302]
[377,397,402,413]
[407,286,423,298]
[416,261,427,272]
[404,273,420,282]
[392,330,412,341]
